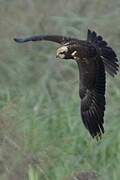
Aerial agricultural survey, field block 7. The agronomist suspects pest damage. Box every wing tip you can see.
[14,38,25,43]
[81,110,104,140]
[94,132,103,141]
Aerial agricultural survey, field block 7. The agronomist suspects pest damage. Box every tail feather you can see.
[87,29,119,76]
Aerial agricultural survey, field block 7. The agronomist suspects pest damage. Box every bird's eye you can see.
[60,51,65,54]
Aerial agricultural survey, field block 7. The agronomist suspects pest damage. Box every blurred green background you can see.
[0,0,120,179]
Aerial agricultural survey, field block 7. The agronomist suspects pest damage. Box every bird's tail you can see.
[87,29,119,77]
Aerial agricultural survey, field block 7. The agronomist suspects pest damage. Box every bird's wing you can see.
[78,57,106,139]
[87,29,119,77]
[14,35,79,45]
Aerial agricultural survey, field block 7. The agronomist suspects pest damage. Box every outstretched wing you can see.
[78,57,105,139]
[87,29,119,77]
[14,35,79,45]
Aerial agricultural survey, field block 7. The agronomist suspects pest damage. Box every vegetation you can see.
[0,0,120,179]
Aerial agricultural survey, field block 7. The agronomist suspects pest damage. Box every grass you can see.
[0,0,120,179]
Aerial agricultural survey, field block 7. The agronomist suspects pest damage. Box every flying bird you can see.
[14,29,119,139]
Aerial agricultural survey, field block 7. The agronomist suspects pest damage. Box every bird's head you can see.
[56,46,73,59]
[56,45,80,60]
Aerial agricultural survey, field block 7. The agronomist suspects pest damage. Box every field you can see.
[0,0,120,179]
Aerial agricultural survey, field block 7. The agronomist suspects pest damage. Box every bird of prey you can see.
[14,29,119,139]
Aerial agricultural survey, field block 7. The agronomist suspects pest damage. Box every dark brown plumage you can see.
[14,29,119,139]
